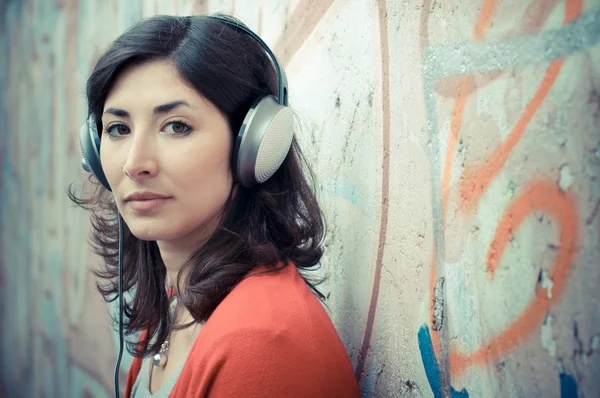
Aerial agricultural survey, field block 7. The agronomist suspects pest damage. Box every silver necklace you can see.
[152,294,178,367]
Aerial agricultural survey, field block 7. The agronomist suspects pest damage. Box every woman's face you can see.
[100,59,233,248]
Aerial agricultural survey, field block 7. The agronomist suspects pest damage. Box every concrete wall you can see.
[1,0,599,397]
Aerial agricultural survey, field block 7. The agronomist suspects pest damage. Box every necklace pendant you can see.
[153,340,170,367]
[153,352,168,367]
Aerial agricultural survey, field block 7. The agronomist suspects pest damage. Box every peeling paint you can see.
[541,314,556,358]
[539,268,554,299]
[432,277,445,331]
[558,164,574,192]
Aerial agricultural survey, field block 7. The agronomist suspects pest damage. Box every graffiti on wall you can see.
[356,0,599,396]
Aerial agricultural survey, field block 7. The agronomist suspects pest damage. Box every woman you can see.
[70,13,360,398]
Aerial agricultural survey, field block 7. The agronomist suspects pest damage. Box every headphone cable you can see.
[115,214,125,397]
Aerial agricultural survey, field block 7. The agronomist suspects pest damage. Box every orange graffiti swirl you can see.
[451,181,578,375]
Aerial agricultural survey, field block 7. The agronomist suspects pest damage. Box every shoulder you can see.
[177,263,360,397]
[210,263,323,330]
[131,265,360,397]
[198,263,330,352]
[204,263,317,356]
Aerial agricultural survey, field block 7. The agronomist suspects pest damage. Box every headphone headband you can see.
[209,16,288,106]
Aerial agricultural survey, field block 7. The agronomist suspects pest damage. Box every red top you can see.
[124,263,360,397]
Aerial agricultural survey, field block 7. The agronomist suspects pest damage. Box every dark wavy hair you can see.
[68,14,326,358]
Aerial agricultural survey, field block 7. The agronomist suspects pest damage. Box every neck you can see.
[157,217,221,295]
[160,247,188,296]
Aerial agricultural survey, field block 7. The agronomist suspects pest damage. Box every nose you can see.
[122,132,158,181]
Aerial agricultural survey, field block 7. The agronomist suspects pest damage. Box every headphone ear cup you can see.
[234,95,294,187]
[79,120,112,191]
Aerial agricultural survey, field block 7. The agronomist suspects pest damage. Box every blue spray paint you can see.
[559,371,578,398]
[419,324,581,397]
[324,177,362,206]
[418,325,469,398]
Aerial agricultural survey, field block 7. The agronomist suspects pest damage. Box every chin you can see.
[129,230,166,241]
[126,219,180,242]
[129,228,171,242]
[122,209,217,245]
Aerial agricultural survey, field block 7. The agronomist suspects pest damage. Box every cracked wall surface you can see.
[1,0,599,397]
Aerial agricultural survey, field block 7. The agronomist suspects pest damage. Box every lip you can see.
[124,191,170,201]
[124,191,172,211]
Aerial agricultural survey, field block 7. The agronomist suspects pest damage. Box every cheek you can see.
[174,131,233,184]
[166,146,232,234]
[175,145,232,190]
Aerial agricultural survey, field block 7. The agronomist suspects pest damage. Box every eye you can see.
[105,123,130,137]
[162,121,192,136]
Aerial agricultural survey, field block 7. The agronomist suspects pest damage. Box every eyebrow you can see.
[103,100,194,117]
